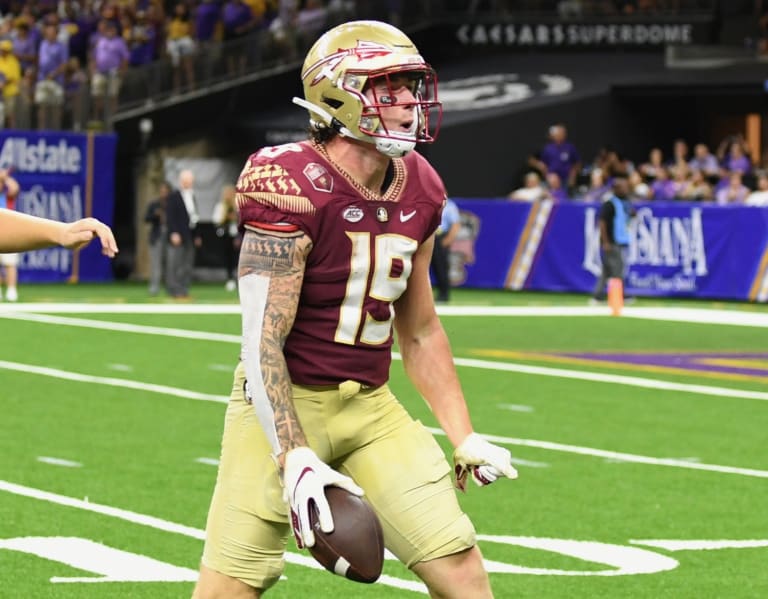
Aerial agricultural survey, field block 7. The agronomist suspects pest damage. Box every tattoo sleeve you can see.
[238,228,313,458]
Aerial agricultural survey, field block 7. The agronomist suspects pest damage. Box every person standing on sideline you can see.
[0,209,117,255]
[165,169,200,299]
[591,175,635,304]
[0,169,22,301]
[212,184,241,291]
[528,123,581,192]
[193,20,517,599]
[144,181,170,296]
[431,196,461,303]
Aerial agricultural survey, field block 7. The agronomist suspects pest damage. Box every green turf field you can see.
[1,284,767,598]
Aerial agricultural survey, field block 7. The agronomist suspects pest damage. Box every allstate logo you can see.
[0,137,82,173]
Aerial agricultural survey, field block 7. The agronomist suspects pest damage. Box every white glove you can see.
[282,446,364,548]
[453,433,518,492]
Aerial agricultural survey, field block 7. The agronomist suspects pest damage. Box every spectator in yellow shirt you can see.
[0,39,21,127]
[166,2,196,93]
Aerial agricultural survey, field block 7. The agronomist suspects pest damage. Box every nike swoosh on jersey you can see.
[399,210,417,222]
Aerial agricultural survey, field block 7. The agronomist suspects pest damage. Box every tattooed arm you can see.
[238,226,313,466]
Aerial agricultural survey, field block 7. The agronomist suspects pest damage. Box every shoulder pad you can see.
[236,142,317,217]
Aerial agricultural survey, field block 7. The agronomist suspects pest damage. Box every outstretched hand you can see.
[58,217,119,257]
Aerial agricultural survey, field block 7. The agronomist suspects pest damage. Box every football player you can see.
[193,20,518,599]
[0,208,118,257]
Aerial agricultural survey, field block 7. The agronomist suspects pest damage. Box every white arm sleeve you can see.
[239,271,281,455]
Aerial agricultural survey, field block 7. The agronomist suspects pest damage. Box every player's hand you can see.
[58,218,119,257]
[282,446,364,549]
[453,433,518,492]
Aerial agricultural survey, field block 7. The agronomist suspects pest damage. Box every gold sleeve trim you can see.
[236,191,316,215]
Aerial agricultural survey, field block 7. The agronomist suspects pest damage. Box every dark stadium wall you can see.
[429,93,619,197]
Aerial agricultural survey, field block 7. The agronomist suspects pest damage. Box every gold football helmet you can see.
[293,20,442,157]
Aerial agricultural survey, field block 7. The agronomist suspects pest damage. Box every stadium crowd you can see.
[512,125,768,206]
[0,0,362,130]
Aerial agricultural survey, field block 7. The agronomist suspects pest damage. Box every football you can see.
[308,486,385,584]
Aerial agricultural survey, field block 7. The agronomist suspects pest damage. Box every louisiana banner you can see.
[450,199,768,302]
[0,131,117,282]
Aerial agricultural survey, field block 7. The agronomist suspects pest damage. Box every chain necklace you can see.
[312,141,406,202]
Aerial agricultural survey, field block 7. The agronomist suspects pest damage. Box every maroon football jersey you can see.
[237,140,444,386]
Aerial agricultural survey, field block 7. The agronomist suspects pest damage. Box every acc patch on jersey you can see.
[343,206,364,223]
[303,162,333,193]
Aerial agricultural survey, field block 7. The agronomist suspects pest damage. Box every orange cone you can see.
[607,278,623,316]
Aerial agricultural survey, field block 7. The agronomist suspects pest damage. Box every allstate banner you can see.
[451,200,768,302]
[0,131,117,282]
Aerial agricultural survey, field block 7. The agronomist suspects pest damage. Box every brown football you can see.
[308,486,384,584]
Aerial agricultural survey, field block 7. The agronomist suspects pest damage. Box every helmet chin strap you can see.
[292,96,417,157]
[292,97,356,138]
[375,138,416,158]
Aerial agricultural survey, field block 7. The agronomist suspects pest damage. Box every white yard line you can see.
[0,358,765,479]
[426,429,768,479]
[0,480,427,594]
[37,457,83,468]
[0,360,229,403]
[0,312,240,343]
[0,306,766,480]
[0,303,766,327]
[440,355,768,402]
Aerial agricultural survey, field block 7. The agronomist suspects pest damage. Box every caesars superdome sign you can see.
[457,21,707,48]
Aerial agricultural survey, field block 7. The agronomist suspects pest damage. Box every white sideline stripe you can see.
[37,457,83,468]
[441,356,768,402]
[631,539,768,551]
[0,303,242,314]
[0,480,427,595]
[0,303,766,328]
[195,458,220,466]
[0,312,241,343]
[498,404,535,413]
[427,428,768,479]
[2,312,766,403]
[0,357,764,479]
[0,360,229,404]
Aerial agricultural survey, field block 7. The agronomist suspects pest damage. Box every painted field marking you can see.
[0,312,241,343]
[194,458,219,466]
[0,303,766,328]
[497,404,535,413]
[427,428,768,479]
[0,360,229,403]
[510,458,550,469]
[0,357,763,479]
[37,457,82,468]
[2,313,767,402]
[440,355,768,402]
[632,540,768,551]
[0,480,428,594]
[2,479,766,583]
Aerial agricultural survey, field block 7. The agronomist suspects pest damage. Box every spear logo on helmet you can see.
[302,41,394,86]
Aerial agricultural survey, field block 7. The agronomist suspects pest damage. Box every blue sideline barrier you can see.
[0,131,117,283]
[450,199,768,302]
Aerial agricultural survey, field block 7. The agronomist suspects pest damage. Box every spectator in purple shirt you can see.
[125,10,157,67]
[718,136,752,175]
[546,172,570,202]
[222,0,258,74]
[650,166,677,201]
[89,20,129,123]
[35,22,69,130]
[12,15,37,106]
[528,123,582,191]
[687,143,720,179]
[196,0,222,46]
[715,172,750,205]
